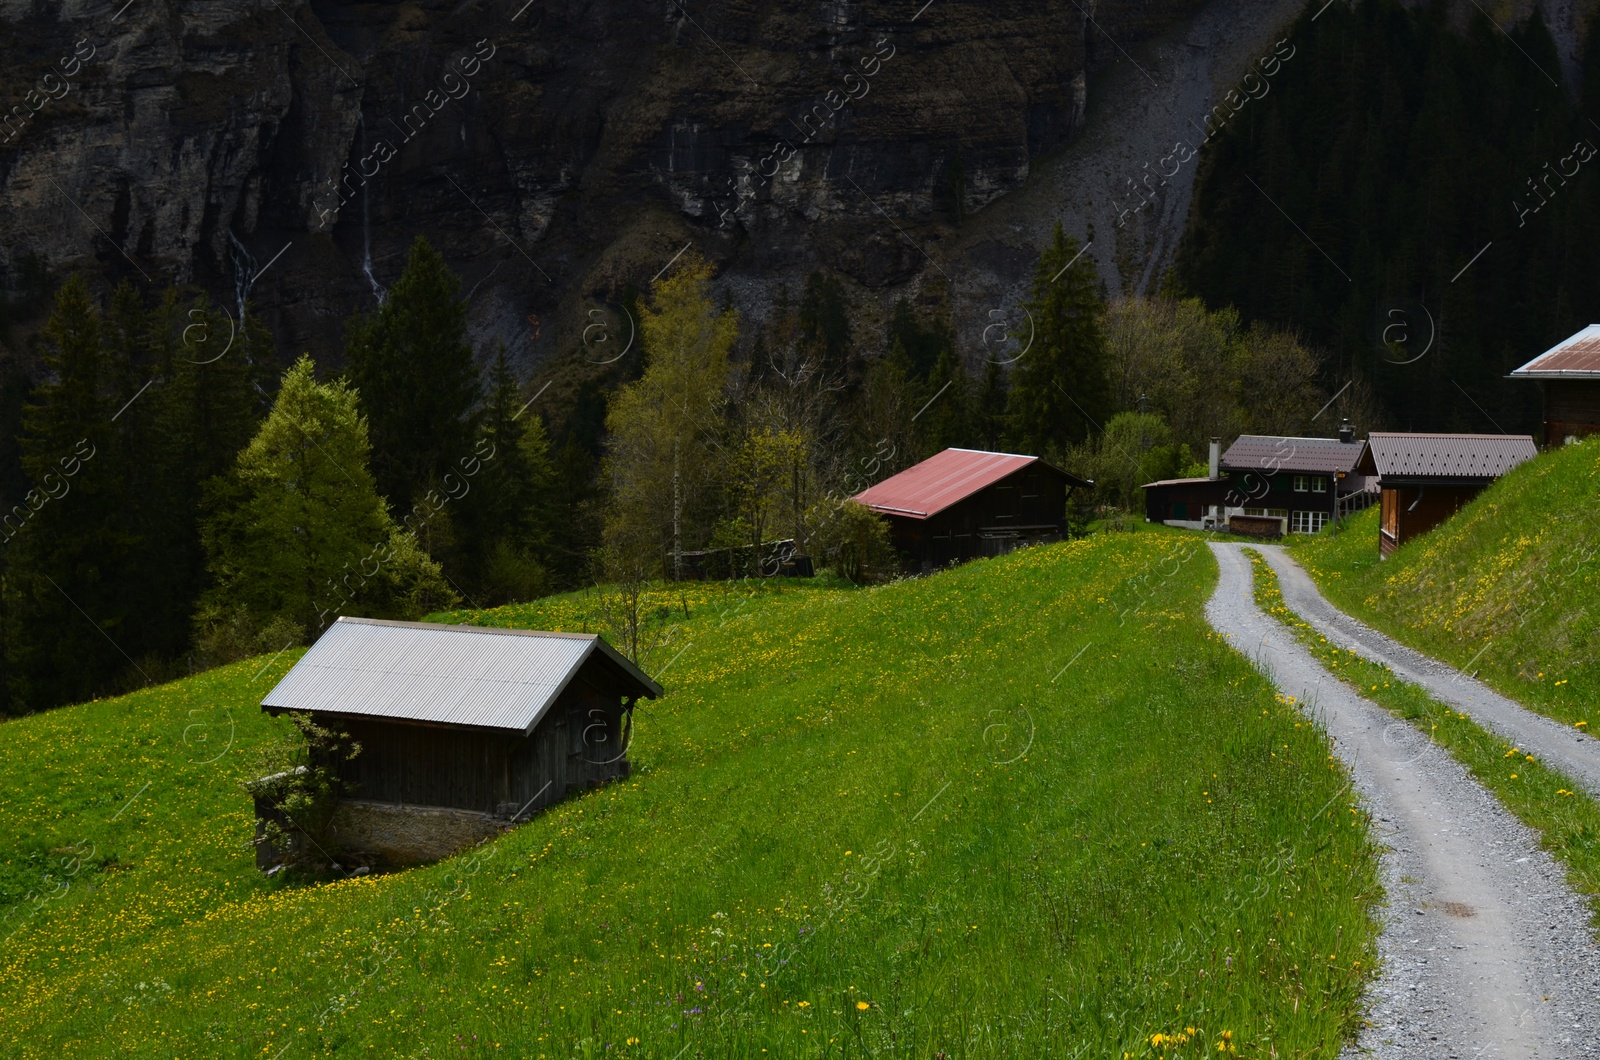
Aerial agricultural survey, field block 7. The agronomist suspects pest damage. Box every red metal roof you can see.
[853,448,1085,520]
[1512,325,1600,377]
[1354,433,1537,482]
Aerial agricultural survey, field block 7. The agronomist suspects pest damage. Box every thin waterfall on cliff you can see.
[358,114,386,305]
[229,231,256,323]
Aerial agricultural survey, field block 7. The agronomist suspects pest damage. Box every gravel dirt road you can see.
[1206,543,1600,1058]
[1254,545,1600,797]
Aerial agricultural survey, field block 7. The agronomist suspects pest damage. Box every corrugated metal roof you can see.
[852,448,1089,520]
[1355,433,1538,482]
[1220,435,1367,475]
[261,618,662,735]
[1511,324,1600,377]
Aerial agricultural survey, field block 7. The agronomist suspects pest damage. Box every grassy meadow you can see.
[1293,435,1600,725]
[1,533,1380,1058]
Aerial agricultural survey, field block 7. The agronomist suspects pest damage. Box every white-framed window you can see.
[1242,507,1289,518]
[1293,475,1309,492]
[1311,476,1327,493]
[1291,511,1328,534]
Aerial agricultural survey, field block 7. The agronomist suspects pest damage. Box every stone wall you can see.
[328,799,507,867]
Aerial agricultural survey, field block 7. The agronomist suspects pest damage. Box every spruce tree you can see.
[1009,223,1109,456]
[456,342,557,602]
[196,356,454,655]
[344,236,482,512]
[6,276,133,710]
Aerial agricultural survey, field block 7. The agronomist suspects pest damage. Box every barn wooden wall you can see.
[323,676,632,817]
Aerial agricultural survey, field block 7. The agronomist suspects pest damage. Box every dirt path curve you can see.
[1206,543,1600,1058]
[1253,545,1600,796]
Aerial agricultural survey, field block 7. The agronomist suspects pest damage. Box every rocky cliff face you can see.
[0,0,1214,366]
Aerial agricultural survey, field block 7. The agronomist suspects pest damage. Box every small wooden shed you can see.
[853,448,1091,572]
[1510,325,1600,443]
[1354,433,1537,557]
[257,617,661,864]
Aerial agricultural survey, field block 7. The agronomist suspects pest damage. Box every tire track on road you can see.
[1254,545,1600,798]
[1206,543,1600,1059]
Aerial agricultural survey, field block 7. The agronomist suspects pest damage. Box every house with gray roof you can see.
[1216,420,1375,536]
[1353,433,1537,557]
[255,617,661,867]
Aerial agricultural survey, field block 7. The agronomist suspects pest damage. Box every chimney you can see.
[1338,418,1354,444]
[1209,437,1221,479]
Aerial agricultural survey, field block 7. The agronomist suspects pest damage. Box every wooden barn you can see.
[853,448,1091,573]
[1354,433,1537,557]
[256,617,661,866]
[1510,325,1600,443]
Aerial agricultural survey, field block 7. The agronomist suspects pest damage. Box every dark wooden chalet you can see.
[256,618,661,864]
[1143,438,1228,528]
[1511,325,1600,443]
[1218,423,1375,536]
[1354,433,1537,557]
[853,448,1092,572]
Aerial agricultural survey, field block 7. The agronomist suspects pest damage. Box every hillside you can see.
[0,535,1379,1058]
[1294,436,1600,725]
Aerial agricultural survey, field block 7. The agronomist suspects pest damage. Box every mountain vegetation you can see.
[1176,0,1600,436]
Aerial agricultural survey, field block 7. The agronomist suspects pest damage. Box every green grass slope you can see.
[1295,436,1600,725]
[1,536,1378,1058]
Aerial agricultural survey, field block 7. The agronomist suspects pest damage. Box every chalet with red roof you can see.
[852,448,1091,573]
[1510,325,1600,443]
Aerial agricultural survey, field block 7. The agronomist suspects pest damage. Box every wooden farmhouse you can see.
[1354,433,1537,557]
[1214,422,1376,537]
[256,617,661,867]
[853,448,1091,572]
[1142,438,1230,528]
[1510,325,1600,443]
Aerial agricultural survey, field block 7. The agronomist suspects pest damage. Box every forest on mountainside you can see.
[1176,0,1600,434]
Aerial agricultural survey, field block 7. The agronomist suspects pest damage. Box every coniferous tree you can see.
[6,276,133,710]
[456,343,557,603]
[917,346,973,458]
[975,359,1009,451]
[344,236,482,512]
[798,270,854,386]
[196,356,454,659]
[1009,223,1109,456]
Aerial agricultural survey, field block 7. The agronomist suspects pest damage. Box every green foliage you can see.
[1010,223,1109,455]
[344,236,482,512]
[6,278,138,711]
[797,270,855,386]
[603,254,738,578]
[1176,0,1593,434]
[196,356,454,656]
[726,424,808,551]
[1293,436,1600,727]
[1105,296,1337,455]
[245,710,363,872]
[0,534,1381,1056]
[805,496,896,583]
[1083,411,1194,510]
[453,342,557,604]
